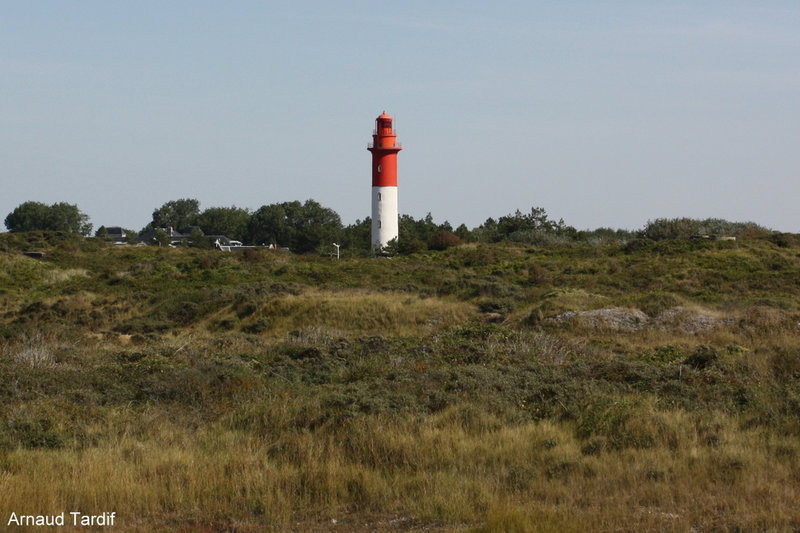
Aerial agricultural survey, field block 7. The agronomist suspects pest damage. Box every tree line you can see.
[4,198,771,255]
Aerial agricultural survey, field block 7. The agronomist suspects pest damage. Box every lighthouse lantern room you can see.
[367,111,402,251]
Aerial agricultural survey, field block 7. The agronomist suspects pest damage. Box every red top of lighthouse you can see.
[370,112,401,149]
[368,111,401,187]
[375,112,396,137]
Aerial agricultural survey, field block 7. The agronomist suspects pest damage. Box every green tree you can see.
[150,199,200,232]
[472,217,499,242]
[195,206,250,241]
[473,206,574,244]
[5,201,92,235]
[290,199,342,254]
[398,213,439,248]
[340,218,371,253]
[382,237,400,256]
[188,227,212,249]
[246,199,342,253]
[49,202,93,235]
[497,207,561,236]
[246,203,290,247]
[454,223,472,242]
[5,202,51,232]
[125,230,139,245]
[152,229,170,247]
[393,213,461,254]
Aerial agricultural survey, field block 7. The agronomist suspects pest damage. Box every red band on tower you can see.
[368,112,402,187]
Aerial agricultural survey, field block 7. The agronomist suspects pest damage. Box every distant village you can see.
[98,226,264,251]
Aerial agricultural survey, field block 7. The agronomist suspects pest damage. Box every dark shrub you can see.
[684,345,719,370]
[429,230,462,251]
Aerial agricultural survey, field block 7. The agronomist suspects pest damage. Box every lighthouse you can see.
[368,111,402,251]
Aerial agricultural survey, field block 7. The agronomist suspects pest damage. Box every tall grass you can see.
[2,408,798,531]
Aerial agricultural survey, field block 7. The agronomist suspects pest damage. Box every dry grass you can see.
[44,268,89,284]
[1,408,798,532]
[235,289,474,338]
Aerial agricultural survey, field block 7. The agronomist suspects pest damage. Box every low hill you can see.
[2,232,800,531]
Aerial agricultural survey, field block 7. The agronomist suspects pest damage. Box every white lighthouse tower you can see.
[367,111,402,251]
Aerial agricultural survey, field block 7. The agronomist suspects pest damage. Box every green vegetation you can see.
[8,198,775,258]
[4,201,92,236]
[1,231,800,531]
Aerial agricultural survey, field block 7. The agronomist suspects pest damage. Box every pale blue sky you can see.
[2,1,798,232]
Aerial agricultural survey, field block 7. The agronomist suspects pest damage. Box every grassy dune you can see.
[4,412,797,532]
[1,232,800,531]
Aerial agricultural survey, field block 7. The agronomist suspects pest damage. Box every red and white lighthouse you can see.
[368,111,402,251]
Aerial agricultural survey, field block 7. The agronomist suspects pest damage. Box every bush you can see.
[684,345,719,370]
[429,230,462,251]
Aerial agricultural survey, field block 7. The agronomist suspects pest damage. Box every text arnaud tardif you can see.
[7,511,116,527]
